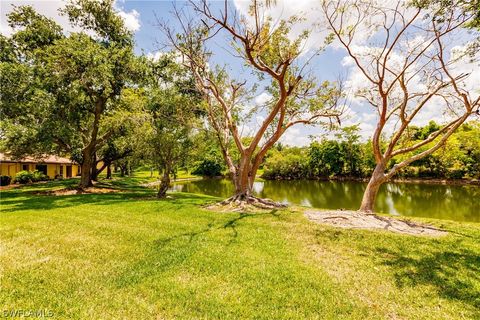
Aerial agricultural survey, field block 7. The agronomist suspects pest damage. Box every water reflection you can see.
[172,179,479,222]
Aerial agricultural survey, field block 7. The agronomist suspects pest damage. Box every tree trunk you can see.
[157,164,171,198]
[232,156,256,199]
[120,165,127,177]
[91,169,98,181]
[106,164,112,179]
[94,161,108,180]
[359,163,386,213]
[91,153,98,181]
[79,148,94,189]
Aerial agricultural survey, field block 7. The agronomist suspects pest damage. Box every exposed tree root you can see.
[207,194,287,212]
[305,210,447,236]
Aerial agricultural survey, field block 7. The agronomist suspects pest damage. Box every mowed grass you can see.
[97,167,200,182]
[0,178,479,319]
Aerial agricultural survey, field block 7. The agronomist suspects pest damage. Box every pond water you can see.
[171,179,480,222]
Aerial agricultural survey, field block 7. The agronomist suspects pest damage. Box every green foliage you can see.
[191,149,225,177]
[1,179,479,319]
[140,53,202,178]
[14,170,49,184]
[62,0,133,46]
[14,170,34,184]
[7,5,63,54]
[0,175,12,186]
[32,170,49,182]
[411,121,441,140]
[191,159,224,177]
[259,122,480,180]
[1,1,141,189]
[396,121,480,179]
[262,147,309,179]
[309,141,344,177]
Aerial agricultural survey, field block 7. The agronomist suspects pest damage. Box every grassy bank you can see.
[0,178,479,319]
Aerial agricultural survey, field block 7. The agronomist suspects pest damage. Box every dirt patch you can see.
[0,184,21,190]
[32,187,119,196]
[305,210,447,236]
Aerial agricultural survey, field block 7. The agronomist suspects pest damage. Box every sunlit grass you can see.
[1,179,479,319]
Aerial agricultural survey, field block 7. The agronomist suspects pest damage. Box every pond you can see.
[171,179,480,222]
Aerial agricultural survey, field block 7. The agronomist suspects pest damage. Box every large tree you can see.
[322,0,480,212]
[163,0,343,207]
[142,55,202,198]
[0,0,140,188]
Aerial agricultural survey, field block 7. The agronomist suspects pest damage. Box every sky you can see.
[1,0,478,146]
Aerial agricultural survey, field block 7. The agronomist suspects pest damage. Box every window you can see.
[36,164,47,175]
[59,166,63,175]
[22,164,29,171]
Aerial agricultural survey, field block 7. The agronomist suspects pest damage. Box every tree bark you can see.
[79,147,94,189]
[93,161,108,180]
[106,164,112,179]
[359,163,386,213]
[120,164,127,177]
[157,164,171,199]
[231,155,257,199]
[91,153,98,181]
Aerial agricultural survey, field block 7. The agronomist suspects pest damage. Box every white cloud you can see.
[341,56,354,67]
[280,127,310,147]
[1,1,71,36]
[254,92,272,106]
[0,0,141,37]
[117,8,140,32]
[233,0,326,54]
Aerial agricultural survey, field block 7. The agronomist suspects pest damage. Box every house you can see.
[0,153,80,179]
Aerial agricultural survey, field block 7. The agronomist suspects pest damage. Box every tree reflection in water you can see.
[172,179,479,222]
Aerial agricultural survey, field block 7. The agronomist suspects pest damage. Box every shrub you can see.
[32,170,48,182]
[192,149,225,177]
[0,175,11,186]
[262,148,309,180]
[192,159,224,177]
[446,169,465,179]
[14,170,34,184]
[13,170,49,184]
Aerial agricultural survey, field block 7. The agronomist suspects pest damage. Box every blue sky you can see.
[2,0,477,146]
[118,0,357,146]
[0,0,354,146]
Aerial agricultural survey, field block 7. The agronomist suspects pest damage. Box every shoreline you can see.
[258,176,480,186]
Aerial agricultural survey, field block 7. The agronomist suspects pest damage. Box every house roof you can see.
[0,153,76,165]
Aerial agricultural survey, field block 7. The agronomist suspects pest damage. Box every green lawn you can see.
[98,167,201,182]
[0,178,479,319]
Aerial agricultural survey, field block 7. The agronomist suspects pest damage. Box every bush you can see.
[192,159,224,177]
[14,170,49,184]
[262,148,309,180]
[0,175,11,186]
[14,170,34,184]
[192,149,225,177]
[32,170,48,182]
[446,169,465,179]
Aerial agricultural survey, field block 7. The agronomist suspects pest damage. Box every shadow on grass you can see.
[0,176,222,213]
[375,246,480,309]
[0,191,149,213]
[154,209,281,248]
[115,210,282,288]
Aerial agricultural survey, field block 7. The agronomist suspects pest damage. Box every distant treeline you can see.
[260,122,480,181]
